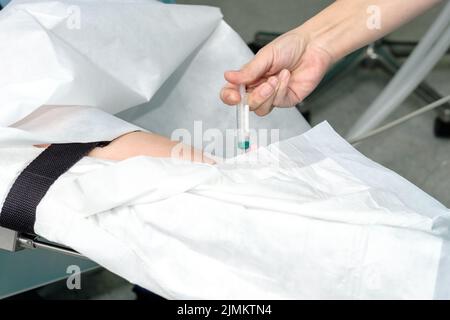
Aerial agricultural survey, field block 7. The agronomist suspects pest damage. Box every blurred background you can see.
[178,0,445,43]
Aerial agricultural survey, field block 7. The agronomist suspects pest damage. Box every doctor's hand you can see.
[221,0,441,116]
[221,30,333,116]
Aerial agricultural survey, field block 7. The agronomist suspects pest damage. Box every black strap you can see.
[0,142,109,234]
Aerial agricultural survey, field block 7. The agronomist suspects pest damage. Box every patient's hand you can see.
[36,131,215,164]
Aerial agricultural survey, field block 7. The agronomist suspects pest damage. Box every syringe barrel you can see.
[236,85,250,149]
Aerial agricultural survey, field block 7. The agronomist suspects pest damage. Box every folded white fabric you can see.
[2,122,447,299]
[0,0,309,153]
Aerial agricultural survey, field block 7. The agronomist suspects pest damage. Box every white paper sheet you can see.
[0,0,310,154]
[1,123,445,299]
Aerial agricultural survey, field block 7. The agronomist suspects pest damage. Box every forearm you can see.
[298,0,441,63]
[90,131,215,164]
[36,131,215,164]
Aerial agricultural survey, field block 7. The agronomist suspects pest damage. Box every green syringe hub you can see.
[238,140,250,150]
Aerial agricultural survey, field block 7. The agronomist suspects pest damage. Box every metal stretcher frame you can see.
[0,226,84,258]
[0,224,97,299]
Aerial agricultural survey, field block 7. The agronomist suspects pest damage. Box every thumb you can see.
[224,49,272,85]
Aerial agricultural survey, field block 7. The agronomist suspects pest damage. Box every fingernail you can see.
[221,89,227,99]
[228,93,238,103]
[222,91,233,103]
[260,83,274,98]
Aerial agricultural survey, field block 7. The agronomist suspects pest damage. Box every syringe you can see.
[236,84,250,151]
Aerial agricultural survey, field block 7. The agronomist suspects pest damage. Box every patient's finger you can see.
[248,76,279,112]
